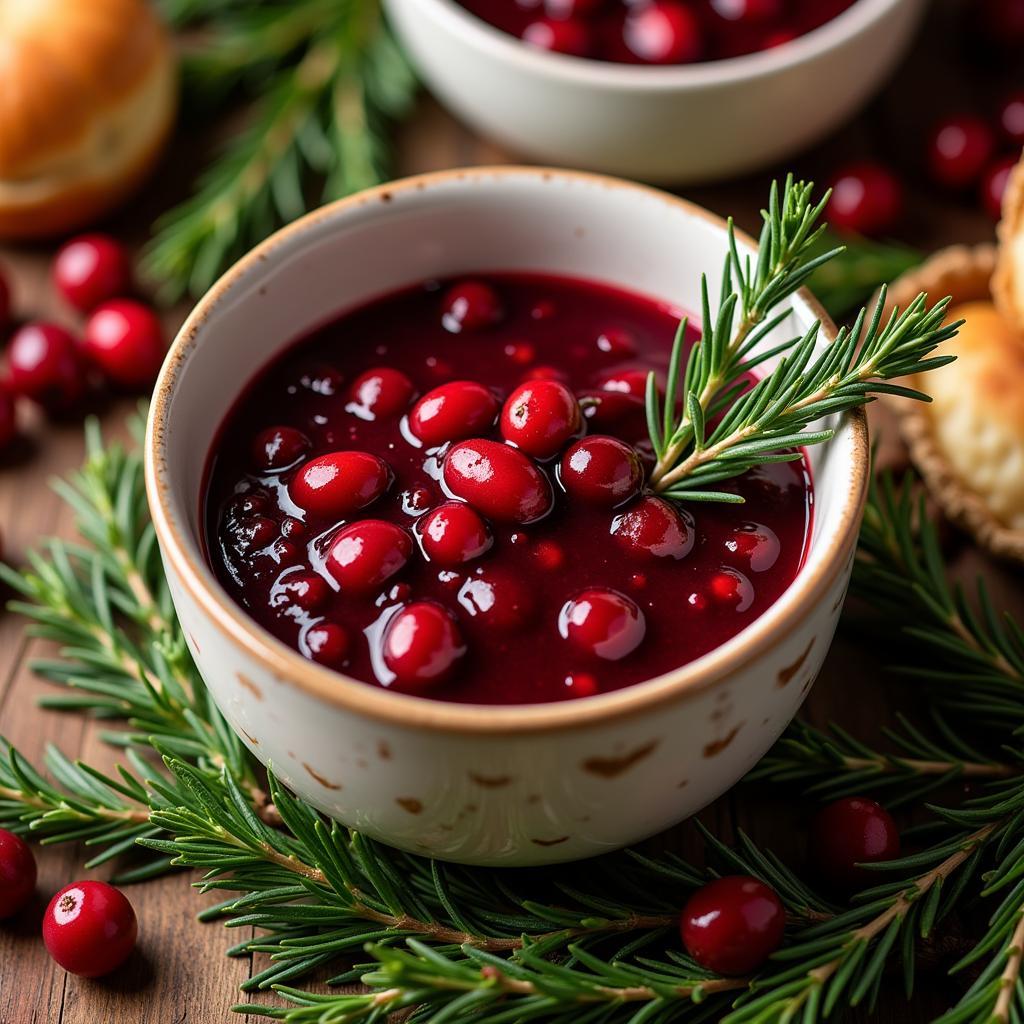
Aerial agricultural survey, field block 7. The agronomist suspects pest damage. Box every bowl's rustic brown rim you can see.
[145,166,869,735]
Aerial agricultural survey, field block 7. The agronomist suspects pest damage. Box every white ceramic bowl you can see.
[385,0,925,183]
[145,167,867,866]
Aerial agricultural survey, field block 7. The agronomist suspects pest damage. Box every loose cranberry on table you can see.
[81,299,164,390]
[441,280,503,333]
[928,116,996,190]
[981,155,1018,221]
[52,234,131,313]
[999,92,1024,146]
[443,438,553,523]
[0,385,17,451]
[500,379,582,459]
[681,876,786,975]
[347,367,415,420]
[811,796,901,892]
[7,322,86,412]
[408,380,499,446]
[623,2,703,63]
[290,451,390,518]
[0,829,36,919]
[826,162,904,236]
[418,501,493,565]
[43,880,137,978]
[559,587,645,660]
[382,601,466,691]
[611,495,694,560]
[560,435,642,506]
[325,520,412,593]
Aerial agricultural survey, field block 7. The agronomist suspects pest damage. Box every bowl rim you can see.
[397,0,911,90]
[145,165,869,736]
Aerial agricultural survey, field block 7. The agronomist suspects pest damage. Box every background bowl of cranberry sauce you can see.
[146,167,867,866]
[384,0,925,184]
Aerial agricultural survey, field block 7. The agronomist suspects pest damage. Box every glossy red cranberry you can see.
[558,588,645,660]
[290,451,390,517]
[52,234,131,312]
[304,621,350,666]
[418,501,493,565]
[709,567,755,612]
[522,17,592,55]
[928,116,996,189]
[596,328,637,358]
[348,367,415,420]
[408,380,499,446]
[441,280,503,333]
[234,515,278,555]
[7,322,86,411]
[500,380,582,459]
[0,829,36,918]
[274,571,329,612]
[708,0,784,22]
[725,522,780,572]
[458,568,536,630]
[599,368,652,398]
[82,299,164,389]
[681,876,785,976]
[443,439,553,523]
[562,671,599,698]
[826,162,904,236]
[999,92,1024,145]
[382,601,466,691]
[623,2,703,64]
[0,385,17,451]
[251,426,310,470]
[296,362,344,396]
[611,496,694,560]
[981,156,1017,221]
[811,797,901,892]
[325,520,412,593]
[561,436,642,506]
[43,880,137,977]
[579,390,647,439]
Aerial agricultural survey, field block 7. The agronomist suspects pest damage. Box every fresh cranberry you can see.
[981,156,1017,221]
[52,234,131,312]
[43,880,137,978]
[441,281,503,333]
[579,390,647,439]
[928,116,996,190]
[290,451,390,517]
[708,0,784,22]
[562,671,599,697]
[251,426,310,470]
[348,368,415,420]
[0,385,17,451]
[418,502,493,565]
[443,439,553,523]
[611,496,694,560]
[826,162,904,236]
[811,797,901,892]
[304,621,350,666]
[999,92,1024,145]
[7,322,86,411]
[522,17,592,55]
[82,299,164,389]
[325,520,412,593]
[558,588,645,660]
[709,567,755,612]
[500,380,582,459]
[458,568,536,630]
[273,571,329,612]
[681,876,785,976]
[623,2,703,63]
[725,522,780,572]
[560,436,642,506]
[596,328,637,358]
[0,829,36,918]
[382,601,466,691]
[408,380,499,446]
[599,368,652,398]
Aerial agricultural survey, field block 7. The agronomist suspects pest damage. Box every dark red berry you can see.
[826,162,904,236]
[999,93,1024,145]
[82,299,164,389]
[52,234,131,312]
[500,380,582,459]
[533,538,565,570]
[725,522,780,572]
[251,426,310,470]
[418,502,493,565]
[623,2,703,64]
[522,17,592,55]
[441,281,503,333]
[981,155,1017,220]
[596,328,637,358]
[273,571,329,612]
[43,880,137,978]
[290,451,390,518]
[0,829,36,918]
[611,496,694,560]
[348,368,415,420]
[562,671,599,697]
[304,621,350,666]
[579,390,647,439]
[325,520,412,593]
[382,601,466,691]
[458,568,536,630]
[708,0,784,22]
[7,322,86,411]
[544,0,606,17]
[558,588,645,660]
[928,116,996,189]
[811,797,901,891]
[296,362,344,396]
[522,364,570,384]
[560,436,642,506]
[408,380,499,446]
[599,368,652,398]
[234,515,278,555]
[0,385,17,451]
[443,439,553,524]
[681,876,785,976]
[709,567,755,611]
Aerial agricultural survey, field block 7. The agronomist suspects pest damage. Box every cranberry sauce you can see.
[457,0,858,64]
[203,273,812,705]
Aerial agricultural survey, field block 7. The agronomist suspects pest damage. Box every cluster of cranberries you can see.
[0,829,137,977]
[0,233,165,453]
[459,0,855,64]
[680,796,900,975]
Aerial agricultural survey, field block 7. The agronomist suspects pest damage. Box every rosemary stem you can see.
[0,784,150,825]
[994,906,1024,1023]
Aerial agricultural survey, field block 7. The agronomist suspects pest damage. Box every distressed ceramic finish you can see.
[146,168,868,866]
[384,0,925,184]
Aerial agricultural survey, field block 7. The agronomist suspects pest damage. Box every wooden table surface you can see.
[0,3,1020,1021]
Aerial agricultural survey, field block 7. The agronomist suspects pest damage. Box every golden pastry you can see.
[994,150,1024,331]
